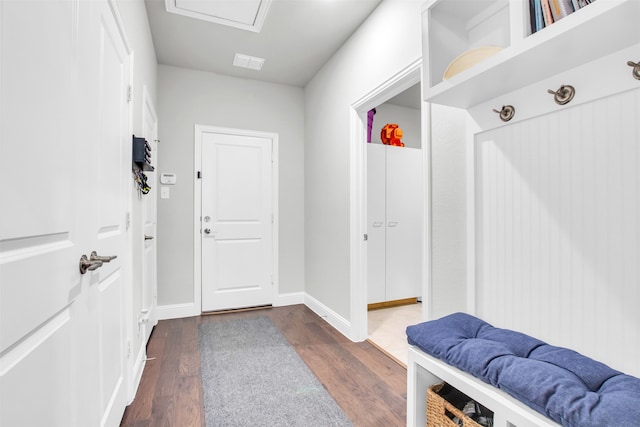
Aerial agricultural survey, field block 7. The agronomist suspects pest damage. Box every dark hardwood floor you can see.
[120,304,407,427]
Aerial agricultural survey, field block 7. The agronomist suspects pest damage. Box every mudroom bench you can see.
[406,313,640,427]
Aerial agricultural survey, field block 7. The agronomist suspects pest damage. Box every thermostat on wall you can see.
[160,173,177,185]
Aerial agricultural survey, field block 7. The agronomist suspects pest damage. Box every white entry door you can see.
[200,129,275,312]
[0,2,131,426]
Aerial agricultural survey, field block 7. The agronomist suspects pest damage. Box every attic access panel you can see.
[166,0,271,33]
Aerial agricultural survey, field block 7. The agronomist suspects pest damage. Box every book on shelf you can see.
[530,0,596,34]
[550,0,575,21]
[529,0,537,33]
[541,0,554,26]
[534,0,544,32]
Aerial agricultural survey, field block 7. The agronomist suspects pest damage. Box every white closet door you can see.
[386,146,423,301]
[367,143,387,304]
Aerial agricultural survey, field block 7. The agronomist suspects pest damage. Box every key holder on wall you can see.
[547,84,575,105]
[492,105,515,122]
[627,60,640,80]
[134,170,151,196]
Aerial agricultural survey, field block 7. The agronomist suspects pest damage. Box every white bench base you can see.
[406,345,561,427]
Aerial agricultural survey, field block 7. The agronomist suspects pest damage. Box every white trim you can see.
[120,26,135,410]
[304,294,352,340]
[349,59,425,341]
[142,86,158,130]
[157,302,200,320]
[164,0,271,33]
[129,342,147,405]
[465,115,478,315]
[194,124,280,314]
[107,0,132,55]
[194,128,203,315]
[273,292,305,307]
[421,101,433,321]
[141,85,159,329]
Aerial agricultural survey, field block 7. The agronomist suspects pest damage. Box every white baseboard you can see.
[304,294,353,341]
[128,342,147,404]
[273,291,305,307]
[157,294,353,345]
[157,302,199,320]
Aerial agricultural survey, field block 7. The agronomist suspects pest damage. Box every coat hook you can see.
[492,105,515,122]
[627,61,640,80]
[547,85,575,105]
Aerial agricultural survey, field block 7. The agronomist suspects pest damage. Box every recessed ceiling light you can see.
[233,53,265,71]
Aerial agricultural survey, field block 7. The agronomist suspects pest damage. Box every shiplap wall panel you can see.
[474,88,640,377]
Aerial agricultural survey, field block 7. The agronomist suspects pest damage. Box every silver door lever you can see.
[90,251,117,262]
[79,255,102,274]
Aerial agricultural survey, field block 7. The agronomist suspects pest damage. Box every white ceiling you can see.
[144,0,382,88]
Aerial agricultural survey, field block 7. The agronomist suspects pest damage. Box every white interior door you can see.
[385,146,423,301]
[0,2,80,425]
[201,130,274,312]
[141,89,158,341]
[0,2,131,426]
[367,143,387,304]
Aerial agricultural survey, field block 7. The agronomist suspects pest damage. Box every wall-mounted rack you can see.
[132,135,154,171]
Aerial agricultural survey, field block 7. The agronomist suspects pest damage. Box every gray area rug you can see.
[198,316,352,427]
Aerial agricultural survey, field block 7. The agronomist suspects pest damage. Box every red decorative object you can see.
[380,123,405,147]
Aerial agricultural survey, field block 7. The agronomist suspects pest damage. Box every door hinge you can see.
[197,171,202,179]
[363,233,368,241]
[127,85,133,103]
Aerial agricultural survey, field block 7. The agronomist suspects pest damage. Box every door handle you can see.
[90,251,117,262]
[203,228,217,238]
[144,235,154,240]
[79,255,103,274]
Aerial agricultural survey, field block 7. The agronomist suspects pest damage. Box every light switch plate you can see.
[160,187,170,199]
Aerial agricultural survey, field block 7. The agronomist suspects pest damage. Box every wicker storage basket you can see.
[426,383,483,427]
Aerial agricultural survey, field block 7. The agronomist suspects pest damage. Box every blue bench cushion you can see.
[406,313,640,427]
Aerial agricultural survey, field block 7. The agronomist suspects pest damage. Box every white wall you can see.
[371,103,421,149]
[304,0,426,321]
[156,65,305,308]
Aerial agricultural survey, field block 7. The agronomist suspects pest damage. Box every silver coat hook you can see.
[492,105,515,122]
[547,85,575,105]
[627,61,640,80]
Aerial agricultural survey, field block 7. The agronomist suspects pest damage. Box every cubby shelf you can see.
[422,0,640,109]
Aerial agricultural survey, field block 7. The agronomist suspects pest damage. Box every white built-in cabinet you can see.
[367,143,423,304]
[422,0,639,109]
[409,1,640,426]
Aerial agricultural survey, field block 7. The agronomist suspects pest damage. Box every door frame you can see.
[193,124,279,313]
[348,59,430,341]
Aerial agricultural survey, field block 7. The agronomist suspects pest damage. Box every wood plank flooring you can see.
[120,304,407,427]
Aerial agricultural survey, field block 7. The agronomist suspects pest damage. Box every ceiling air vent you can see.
[233,53,265,71]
